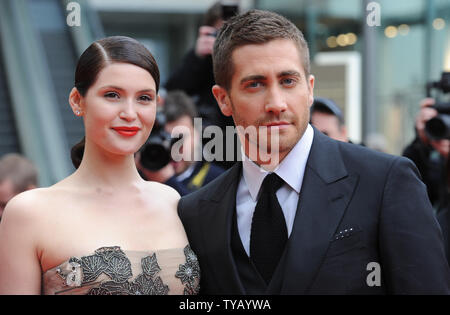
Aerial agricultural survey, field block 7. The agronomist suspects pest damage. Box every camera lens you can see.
[140,141,172,171]
[425,114,450,140]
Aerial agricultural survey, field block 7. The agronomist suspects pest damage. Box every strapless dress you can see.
[42,245,200,295]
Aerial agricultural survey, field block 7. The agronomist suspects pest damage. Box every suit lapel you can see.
[280,129,359,294]
[199,163,245,294]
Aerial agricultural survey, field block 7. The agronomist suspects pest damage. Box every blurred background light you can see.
[398,24,410,36]
[337,34,349,46]
[385,26,398,38]
[326,36,338,48]
[433,18,446,30]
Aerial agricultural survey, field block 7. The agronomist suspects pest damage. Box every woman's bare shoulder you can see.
[144,181,180,201]
[0,188,52,237]
[1,185,71,224]
[3,188,49,214]
[141,181,181,216]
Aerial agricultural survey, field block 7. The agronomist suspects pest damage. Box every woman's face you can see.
[79,62,157,156]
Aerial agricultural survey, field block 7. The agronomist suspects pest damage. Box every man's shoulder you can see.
[332,140,419,182]
[181,163,240,204]
[336,139,401,166]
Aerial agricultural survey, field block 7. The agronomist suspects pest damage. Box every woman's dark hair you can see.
[71,36,160,169]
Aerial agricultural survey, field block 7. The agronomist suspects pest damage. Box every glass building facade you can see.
[0,0,449,184]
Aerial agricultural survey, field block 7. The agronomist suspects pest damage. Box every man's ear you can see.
[307,74,315,108]
[69,87,84,116]
[212,85,232,117]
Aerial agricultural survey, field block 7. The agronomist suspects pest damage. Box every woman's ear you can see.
[69,87,84,116]
[212,85,232,117]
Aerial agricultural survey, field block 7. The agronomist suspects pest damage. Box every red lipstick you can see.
[112,126,141,137]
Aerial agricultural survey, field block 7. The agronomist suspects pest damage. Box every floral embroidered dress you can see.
[42,245,200,295]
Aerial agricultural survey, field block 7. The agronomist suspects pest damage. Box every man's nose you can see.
[265,86,287,114]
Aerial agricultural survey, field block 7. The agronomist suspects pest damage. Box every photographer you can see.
[165,1,238,169]
[136,90,225,196]
[403,94,450,263]
[165,1,225,128]
[403,98,450,209]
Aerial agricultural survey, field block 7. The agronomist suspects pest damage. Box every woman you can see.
[0,36,200,295]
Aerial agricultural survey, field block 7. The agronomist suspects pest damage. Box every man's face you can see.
[430,139,450,159]
[165,115,197,175]
[311,111,348,142]
[0,179,17,219]
[213,39,314,166]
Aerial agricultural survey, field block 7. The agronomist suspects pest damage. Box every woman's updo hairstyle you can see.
[71,36,160,169]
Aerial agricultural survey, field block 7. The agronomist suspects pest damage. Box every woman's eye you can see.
[104,92,119,99]
[139,95,153,102]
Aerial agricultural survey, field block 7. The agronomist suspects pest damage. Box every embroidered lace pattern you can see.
[42,245,200,295]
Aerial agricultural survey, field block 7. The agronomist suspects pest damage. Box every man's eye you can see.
[281,78,295,86]
[104,92,119,99]
[247,82,262,89]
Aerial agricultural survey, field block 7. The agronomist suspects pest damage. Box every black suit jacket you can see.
[178,129,450,294]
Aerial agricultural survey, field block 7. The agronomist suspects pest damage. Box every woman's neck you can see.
[73,140,143,189]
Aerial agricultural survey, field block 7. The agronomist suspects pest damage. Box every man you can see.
[165,2,223,127]
[310,97,349,142]
[165,1,238,169]
[137,90,225,196]
[403,98,450,263]
[403,97,450,209]
[0,153,38,220]
[177,10,450,294]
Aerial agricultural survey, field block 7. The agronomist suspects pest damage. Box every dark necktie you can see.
[250,172,288,284]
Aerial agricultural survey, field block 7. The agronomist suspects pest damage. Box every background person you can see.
[0,153,38,221]
[165,1,238,169]
[136,90,225,196]
[403,97,450,264]
[403,98,450,210]
[0,36,200,295]
[310,97,349,143]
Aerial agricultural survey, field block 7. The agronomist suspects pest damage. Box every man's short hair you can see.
[0,153,38,192]
[213,9,310,91]
[163,90,198,124]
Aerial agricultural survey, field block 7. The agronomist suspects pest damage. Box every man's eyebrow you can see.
[240,75,266,85]
[278,70,302,77]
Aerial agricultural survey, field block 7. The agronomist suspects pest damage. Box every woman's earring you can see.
[75,110,81,116]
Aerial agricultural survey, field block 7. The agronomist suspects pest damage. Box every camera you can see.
[425,72,450,140]
[207,1,239,37]
[221,0,239,21]
[140,110,180,171]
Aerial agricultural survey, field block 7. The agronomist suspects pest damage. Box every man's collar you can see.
[242,124,314,201]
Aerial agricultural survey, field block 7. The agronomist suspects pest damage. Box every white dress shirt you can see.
[236,124,314,256]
